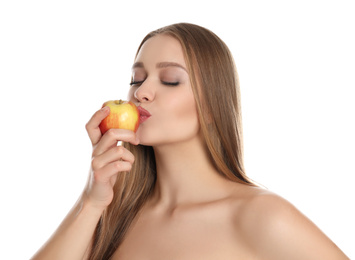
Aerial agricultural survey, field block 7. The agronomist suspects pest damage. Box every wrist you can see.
[79,193,107,216]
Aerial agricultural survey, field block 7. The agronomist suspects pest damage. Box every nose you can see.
[133,82,154,103]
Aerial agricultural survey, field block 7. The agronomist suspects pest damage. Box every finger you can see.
[91,145,135,171]
[86,106,110,146]
[93,160,133,183]
[93,129,139,157]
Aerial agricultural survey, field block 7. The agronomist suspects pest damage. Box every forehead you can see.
[135,35,186,67]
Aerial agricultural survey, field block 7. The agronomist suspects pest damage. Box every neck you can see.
[149,134,233,209]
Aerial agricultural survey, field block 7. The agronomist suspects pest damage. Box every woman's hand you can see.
[84,106,139,210]
[30,106,140,260]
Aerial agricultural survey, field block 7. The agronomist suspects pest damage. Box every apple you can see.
[99,100,140,134]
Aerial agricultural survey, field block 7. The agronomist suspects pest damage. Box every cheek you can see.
[167,91,199,129]
[135,89,199,145]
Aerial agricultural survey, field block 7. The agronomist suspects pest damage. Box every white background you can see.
[0,0,354,259]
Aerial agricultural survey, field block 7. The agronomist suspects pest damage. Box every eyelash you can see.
[129,81,180,87]
[129,81,144,86]
[162,81,179,86]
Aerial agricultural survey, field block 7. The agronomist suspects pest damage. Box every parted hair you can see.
[89,23,255,260]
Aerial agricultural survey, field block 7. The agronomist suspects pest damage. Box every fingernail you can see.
[101,106,110,112]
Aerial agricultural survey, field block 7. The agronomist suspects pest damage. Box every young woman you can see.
[32,23,349,260]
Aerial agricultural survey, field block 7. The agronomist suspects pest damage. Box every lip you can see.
[137,106,151,123]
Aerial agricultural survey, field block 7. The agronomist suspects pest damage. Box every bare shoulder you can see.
[229,184,349,260]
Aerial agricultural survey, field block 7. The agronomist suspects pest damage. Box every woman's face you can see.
[128,35,199,146]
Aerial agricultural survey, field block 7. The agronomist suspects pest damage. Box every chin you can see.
[135,129,156,146]
[136,123,200,147]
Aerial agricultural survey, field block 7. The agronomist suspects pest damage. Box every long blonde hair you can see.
[89,23,255,259]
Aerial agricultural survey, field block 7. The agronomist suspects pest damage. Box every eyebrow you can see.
[132,62,187,72]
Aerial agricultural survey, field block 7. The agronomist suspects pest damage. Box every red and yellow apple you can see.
[99,100,140,134]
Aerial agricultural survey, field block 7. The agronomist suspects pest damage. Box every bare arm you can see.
[31,197,103,260]
[31,106,139,260]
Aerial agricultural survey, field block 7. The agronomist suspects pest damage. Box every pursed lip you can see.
[137,106,151,123]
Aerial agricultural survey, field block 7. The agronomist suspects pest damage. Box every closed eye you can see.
[162,81,179,86]
[130,80,180,87]
[129,80,144,86]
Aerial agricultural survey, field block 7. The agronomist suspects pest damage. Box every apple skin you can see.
[99,100,140,134]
